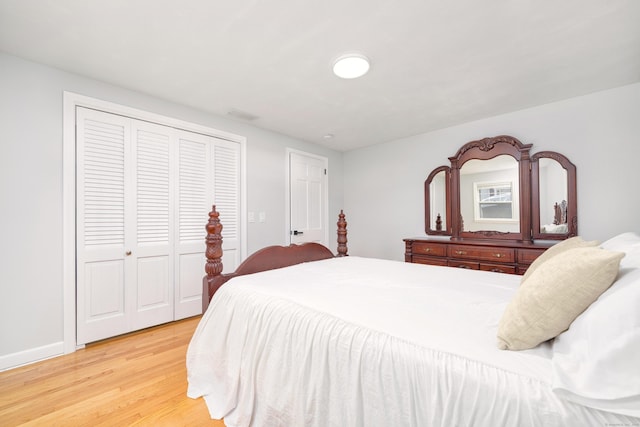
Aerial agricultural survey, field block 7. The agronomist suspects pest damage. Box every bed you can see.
[187,206,640,426]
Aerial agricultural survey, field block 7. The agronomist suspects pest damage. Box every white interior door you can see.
[289,151,328,245]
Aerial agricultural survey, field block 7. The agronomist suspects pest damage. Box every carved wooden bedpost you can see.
[337,210,348,257]
[203,205,223,312]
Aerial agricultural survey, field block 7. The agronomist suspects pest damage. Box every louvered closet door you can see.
[77,107,242,343]
[77,110,177,344]
[76,108,132,344]
[213,140,241,275]
[174,132,241,319]
[130,121,174,330]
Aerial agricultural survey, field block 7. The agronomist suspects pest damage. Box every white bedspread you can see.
[187,256,638,427]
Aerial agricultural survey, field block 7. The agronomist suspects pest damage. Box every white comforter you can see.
[187,256,637,427]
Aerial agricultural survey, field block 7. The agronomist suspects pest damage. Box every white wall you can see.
[0,52,344,368]
[344,83,640,260]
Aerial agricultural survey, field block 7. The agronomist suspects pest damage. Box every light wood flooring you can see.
[0,316,225,426]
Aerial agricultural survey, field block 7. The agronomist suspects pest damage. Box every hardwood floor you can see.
[0,316,225,426]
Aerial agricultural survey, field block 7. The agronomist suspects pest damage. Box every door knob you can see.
[125,251,132,256]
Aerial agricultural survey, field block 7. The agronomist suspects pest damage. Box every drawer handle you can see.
[454,250,467,255]
[457,264,471,269]
[423,248,431,253]
[493,253,503,258]
[490,268,503,273]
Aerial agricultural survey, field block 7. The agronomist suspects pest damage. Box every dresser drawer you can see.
[412,255,448,267]
[448,260,479,270]
[480,263,517,274]
[517,248,546,265]
[448,245,515,263]
[411,242,447,257]
[404,238,552,276]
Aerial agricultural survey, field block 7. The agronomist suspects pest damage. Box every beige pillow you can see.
[521,236,599,283]
[497,247,624,351]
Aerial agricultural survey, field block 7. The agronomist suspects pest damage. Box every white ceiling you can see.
[1,0,639,151]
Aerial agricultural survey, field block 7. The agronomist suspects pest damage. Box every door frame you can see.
[285,148,329,246]
[63,92,247,354]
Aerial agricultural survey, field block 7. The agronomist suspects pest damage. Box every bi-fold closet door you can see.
[76,107,240,345]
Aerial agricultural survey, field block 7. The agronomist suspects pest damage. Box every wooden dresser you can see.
[403,238,554,275]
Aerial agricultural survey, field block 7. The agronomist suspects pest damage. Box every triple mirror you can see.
[425,135,577,242]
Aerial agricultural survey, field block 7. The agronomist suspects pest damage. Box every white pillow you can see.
[601,232,640,269]
[600,231,640,251]
[621,248,640,269]
[541,223,568,234]
[551,267,640,417]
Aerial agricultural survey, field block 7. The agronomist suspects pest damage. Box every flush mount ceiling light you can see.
[332,54,370,79]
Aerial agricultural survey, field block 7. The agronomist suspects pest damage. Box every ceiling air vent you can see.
[227,109,259,121]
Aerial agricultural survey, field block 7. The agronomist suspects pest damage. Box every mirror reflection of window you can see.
[474,181,514,220]
[460,156,519,232]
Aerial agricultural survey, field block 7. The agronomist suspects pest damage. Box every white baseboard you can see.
[0,342,64,372]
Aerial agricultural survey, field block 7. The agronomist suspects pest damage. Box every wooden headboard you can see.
[202,206,348,312]
[553,200,568,225]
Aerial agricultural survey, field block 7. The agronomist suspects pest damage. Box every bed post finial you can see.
[337,210,348,257]
[205,205,224,279]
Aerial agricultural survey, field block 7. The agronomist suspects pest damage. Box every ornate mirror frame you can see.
[531,151,578,240]
[424,166,451,235]
[424,135,577,243]
[450,135,532,242]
